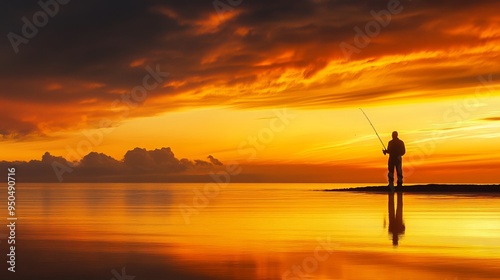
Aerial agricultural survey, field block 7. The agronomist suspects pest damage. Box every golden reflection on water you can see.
[10,183,500,279]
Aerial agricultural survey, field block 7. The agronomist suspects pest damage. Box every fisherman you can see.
[383,131,406,188]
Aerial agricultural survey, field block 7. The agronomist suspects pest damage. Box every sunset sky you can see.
[1,0,499,182]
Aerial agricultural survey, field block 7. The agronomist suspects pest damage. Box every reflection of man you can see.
[388,191,405,246]
[383,131,406,188]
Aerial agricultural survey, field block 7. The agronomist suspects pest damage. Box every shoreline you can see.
[323,184,500,193]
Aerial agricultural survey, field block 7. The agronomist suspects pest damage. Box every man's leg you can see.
[396,158,403,187]
[388,159,395,187]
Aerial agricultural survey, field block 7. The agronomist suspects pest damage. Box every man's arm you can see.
[384,141,392,155]
[401,141,406,156]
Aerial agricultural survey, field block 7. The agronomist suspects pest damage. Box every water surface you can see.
[1,183,499,279]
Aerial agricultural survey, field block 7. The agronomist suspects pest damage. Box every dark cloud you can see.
[78,152,123,176]
[208,155,223,166]
[0,115,40,139]
[0,147,223,182]
[194,159,212,167]
[80,152,121,168]
[481,117,500,121]
[123,147,185,172]
[0,152,71,181]
[1,0,499,137]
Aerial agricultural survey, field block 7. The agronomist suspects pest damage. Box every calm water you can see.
[1,183,499,280]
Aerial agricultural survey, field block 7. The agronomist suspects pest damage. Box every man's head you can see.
[392,131,398,139]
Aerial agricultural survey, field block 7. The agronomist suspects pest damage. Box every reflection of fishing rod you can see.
[359,108,387,151]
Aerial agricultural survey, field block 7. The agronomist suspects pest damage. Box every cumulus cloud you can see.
[80,152,122,169]
[208,155,223,166]
[123,147,185,172]
[0,147,223,182]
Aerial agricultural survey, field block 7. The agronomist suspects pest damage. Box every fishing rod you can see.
[359,108,387,151]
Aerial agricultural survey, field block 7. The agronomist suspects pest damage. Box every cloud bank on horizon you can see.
[0,147,224,182]
[1,0,500,139]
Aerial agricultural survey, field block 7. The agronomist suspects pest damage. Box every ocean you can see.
[1,183,499,279]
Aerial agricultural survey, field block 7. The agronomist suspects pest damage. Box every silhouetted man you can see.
[383,131,405,188]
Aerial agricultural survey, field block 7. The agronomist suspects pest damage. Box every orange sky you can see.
[1,0,499,182]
